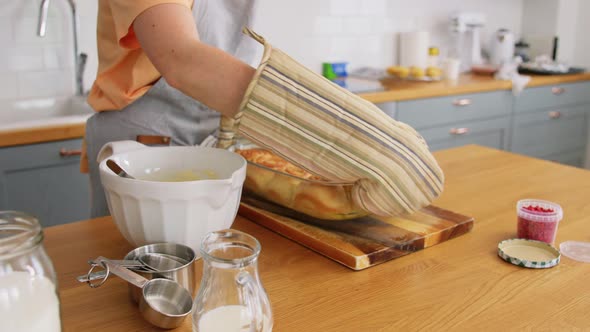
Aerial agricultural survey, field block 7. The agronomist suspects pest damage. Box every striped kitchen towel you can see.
[225,28,444,217]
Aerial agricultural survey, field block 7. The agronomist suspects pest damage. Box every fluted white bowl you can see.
[98,141,246,253]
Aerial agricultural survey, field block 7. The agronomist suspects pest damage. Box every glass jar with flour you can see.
[0,211,61,332]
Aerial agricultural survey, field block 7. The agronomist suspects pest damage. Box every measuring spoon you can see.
[77,254,187,284]
[138,253,184,271]
[87,258,157,271]
[77,257,156,283]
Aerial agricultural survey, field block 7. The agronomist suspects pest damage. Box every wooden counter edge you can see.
[358,72,590,103]
[2,73,589,148]
[0,122,86,148]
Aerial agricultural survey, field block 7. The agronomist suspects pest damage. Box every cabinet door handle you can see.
[548,111,562,119]
[449,127,469,135]
[453,99,472,107]
[551,87,565,95]
[59,148,82,157]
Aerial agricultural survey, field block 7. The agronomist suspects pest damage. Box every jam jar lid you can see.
[498,238,560,269]
[516,199,563,223]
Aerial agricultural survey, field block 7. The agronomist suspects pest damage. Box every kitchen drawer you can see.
[545,149,586,168]
[0,139,90,227]
[376,102,396,118]
[418,117,510,152]
[514,82,590,113]
[511,105,588,157]
[397,91,511,129]
[0,138,83,169]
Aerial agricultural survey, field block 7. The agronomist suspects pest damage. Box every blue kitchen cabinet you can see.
[418,117,511,151]
[514,82,590,113]
[386,83,589,164]
[0,138,91,227]
[376,102,396,118]
[545,149,587,168]
[395,91,512,151]
[511,82,590,167]
[396,91,512,129]
[511,105,587,165]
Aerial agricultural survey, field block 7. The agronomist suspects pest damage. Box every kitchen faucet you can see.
[37,0,87,96]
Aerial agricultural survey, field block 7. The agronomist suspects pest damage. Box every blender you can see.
[449,12,486,72]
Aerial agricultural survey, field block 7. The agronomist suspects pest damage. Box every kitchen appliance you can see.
[450,12,486,72]
[97,140,247,253]
[526,35,558,60]
[490,28,515,66]
[515,39,531,62]
[239,196,474,270]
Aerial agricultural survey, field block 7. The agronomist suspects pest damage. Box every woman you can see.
[85,0,444,219]
[85,0,260,217]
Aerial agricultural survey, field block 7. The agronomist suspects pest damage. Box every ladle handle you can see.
[95,256,149,289]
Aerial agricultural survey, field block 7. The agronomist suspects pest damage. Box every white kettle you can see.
[490,28,515,66]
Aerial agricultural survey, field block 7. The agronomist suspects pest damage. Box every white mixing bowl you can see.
[98,141,246,252]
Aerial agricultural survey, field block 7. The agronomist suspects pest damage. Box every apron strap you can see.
[136,135,171,146]
[242,27,266,45]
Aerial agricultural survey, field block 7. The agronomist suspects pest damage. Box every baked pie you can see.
[235,148,368,220]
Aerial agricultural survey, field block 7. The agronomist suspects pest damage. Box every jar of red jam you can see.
[516,199,563,244]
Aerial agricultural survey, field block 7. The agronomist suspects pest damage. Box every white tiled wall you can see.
[0,0,73,102]
[252,0,525,72]
[0,0,525,104]
[0,0,97,104]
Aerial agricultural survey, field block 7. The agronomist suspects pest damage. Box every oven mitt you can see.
[221,28,444,216]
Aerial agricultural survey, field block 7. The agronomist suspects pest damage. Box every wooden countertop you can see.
[0,122,85,148]
[45,145,590,331]
[357,72,590,103]
[2,73,589,149]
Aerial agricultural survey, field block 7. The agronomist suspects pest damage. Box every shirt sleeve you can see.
[108,0,192,49]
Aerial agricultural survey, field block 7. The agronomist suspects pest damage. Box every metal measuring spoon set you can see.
[77,243,198,329]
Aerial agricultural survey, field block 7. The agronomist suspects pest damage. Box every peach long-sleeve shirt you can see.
[87,0,193,112]
[82,0,193,172]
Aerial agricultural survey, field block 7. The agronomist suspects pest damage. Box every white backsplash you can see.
[251,0,525,72]
[0,0,531,107]
[0,0,524,107]
[0,0,97,105]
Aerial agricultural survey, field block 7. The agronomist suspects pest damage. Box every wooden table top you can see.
[45,145,590,331]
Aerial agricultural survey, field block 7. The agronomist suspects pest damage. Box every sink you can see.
[0,96,93,131]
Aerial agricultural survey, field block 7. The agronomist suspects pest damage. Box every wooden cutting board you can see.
[238,196,474,270]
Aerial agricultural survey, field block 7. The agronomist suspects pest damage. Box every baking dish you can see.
[234,147,368,220]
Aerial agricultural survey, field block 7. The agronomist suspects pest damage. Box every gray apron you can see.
[86,0,260,217]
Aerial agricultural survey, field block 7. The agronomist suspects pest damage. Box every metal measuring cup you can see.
[93,256,193,329]
[123,243,198,303]
[77,243,197,302]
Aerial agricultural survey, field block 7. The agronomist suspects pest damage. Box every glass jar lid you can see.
[0,211,43,259]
